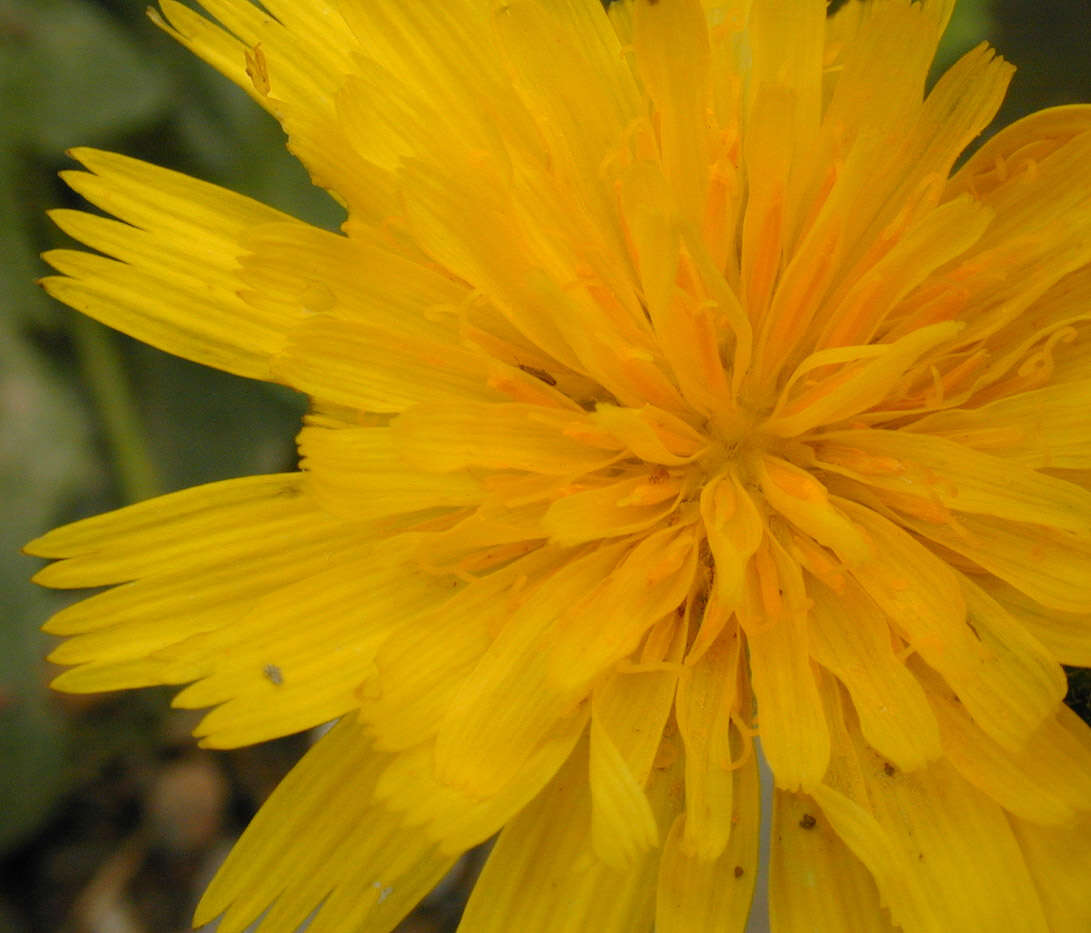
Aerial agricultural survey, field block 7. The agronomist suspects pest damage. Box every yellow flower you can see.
[28,0,1091,929]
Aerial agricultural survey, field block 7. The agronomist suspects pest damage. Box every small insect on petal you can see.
[245,43,271,97]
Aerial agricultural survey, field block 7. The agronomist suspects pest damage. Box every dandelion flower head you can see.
[28,0,1091,930]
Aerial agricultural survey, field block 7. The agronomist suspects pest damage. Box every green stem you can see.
[70,314,160,503]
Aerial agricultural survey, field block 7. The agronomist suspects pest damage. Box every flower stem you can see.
[70,315,160,503]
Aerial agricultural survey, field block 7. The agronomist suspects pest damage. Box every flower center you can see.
[703,404,773,465]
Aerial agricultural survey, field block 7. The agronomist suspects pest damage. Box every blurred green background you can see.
[2,1,1090,931]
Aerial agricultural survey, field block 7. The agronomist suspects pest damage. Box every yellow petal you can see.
[432,542,630,796]
[947,104,1091,201]
[763,6,999,379]
[589,611,680,868]
[165,538,455,748]
[704,0,751,130]
[358,550,564,752]
[916,661,1091,825]
[335,1,525,180]
[1011,814,1091,932]
[632,0,711,225]
[43,150,297,380]
[815,194,992,350]
[985,579,1091,666]
[459,731,680,933]
[643,280,737,417]
[843,723,1050,931]
[807,673,939,929]
[543,471,683,546]
[298,423,483,521]
[839,501,1064,750]
[592,615,685,787]
[590,403,709,464]
[967,263,1091,403]
[909,378,1091,469]
[897,509,1091,613]
[755,218,843,387]
[947,119,1091,329]
[56,147,290,246]
[891,36,1013,228]
[818,428,1091,535]
[413,500,551,575]
[545,526,699,694]
[745,0,825,255]
[769,789,898,933]
[397,154,582,374]
[757,455,872,565]
[392,403,624,475]
[376,708,587,857]
[813,672,1057,933]
[807,676,933,933]
[738,80,791,326]
[491,0,641,245]
[616,160,682,344]
[174,0,351,110]
[674,628,739,859]
[435,528,695,796]
[41,509,348,685]
[237,221,467,341]
[740,537,830,790]
[195,717,453,933]
[764,321,963,437]
[810,49,1011,357]
[273,315,503,411]
[808,578,941,771]
[955,576,1066,748]
[821,15,1001,281]
[917,126,1091,352]
[808,784,938,933]
[655,746,759,933]
[811,0,979,346]
[589,709,659,868]
[606,0,633,44]
[153,1,256,105]
[154,0,378,218]
[29,474,316,586]
[396,65,656,416]
[699,469,764,608]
